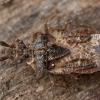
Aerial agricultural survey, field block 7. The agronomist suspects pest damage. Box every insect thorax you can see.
[29,33,47,72]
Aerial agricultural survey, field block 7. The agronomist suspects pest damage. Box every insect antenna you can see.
[0,41,14,61]
[0,41,14,48]
[0,55,11,61]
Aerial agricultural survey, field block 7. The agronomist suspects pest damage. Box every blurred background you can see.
[0,0,100,100]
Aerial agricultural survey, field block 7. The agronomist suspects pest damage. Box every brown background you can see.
[0,0,100,100]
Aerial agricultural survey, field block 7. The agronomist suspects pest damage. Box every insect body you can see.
[0,21,100,87]
[27,32,69,72]
[28,33,48,72]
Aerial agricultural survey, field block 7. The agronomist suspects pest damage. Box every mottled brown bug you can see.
[0,17,100,87]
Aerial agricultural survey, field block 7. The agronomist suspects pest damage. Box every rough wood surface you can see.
[0,0,100,100]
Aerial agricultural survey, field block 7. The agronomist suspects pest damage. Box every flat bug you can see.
[0,14,100,88]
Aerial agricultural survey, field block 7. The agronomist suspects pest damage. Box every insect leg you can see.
[62,21,91,31]
[62,22,71,30]
[44,21,49,34]
[66,22,92,29]
[44,13,57,34]
[49,73,67,89]
[71,73,80,80]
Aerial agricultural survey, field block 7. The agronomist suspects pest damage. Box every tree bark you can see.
[0,0,100,100]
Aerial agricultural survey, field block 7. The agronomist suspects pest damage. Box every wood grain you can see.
[0,0,100,100]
